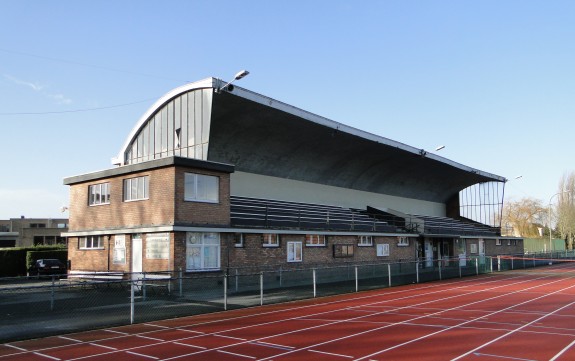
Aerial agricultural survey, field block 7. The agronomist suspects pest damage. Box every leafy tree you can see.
[556,173,575,249]
[502,197,546,237]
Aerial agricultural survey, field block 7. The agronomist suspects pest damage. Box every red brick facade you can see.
[64,157,522,274]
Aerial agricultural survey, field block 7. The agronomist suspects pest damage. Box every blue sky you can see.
[1,0,574,219]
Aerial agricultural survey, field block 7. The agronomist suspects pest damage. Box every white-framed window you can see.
[496,239,502,246]
[184,173,219,203]
[186,232,220,271]
[470,244,478,254]
[397,237,409,247]
[287,241,303,262]
[79,235,104,250]
[234,233,244,248]
[306,234,326,247]
[89,182,110,205]
[376,243,390,257]
[358,235,373,246]
[263,234,280,248]
[124,176,149,201]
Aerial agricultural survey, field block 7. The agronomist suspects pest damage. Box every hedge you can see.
[0,246,67,277]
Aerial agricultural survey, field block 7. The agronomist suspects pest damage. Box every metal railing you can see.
[0,252,565,343]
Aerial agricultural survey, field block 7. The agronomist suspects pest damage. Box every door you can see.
[457,239,467,267]
[478,239,486,266]
[425,239,433,267]
[132,237,143,274]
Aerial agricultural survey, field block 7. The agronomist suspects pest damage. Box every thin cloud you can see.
[3,73,72,105]
[48,93,72,105]
[3,74,44,91]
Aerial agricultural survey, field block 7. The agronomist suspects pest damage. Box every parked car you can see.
[29,259,67,277]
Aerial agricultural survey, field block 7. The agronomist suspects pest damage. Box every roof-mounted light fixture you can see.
[217,70,250,93]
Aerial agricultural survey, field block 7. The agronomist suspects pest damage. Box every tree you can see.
[501,197,546,238]
[556,173,575,249]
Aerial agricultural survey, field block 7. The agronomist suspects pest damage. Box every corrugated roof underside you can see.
[208,92,498,203]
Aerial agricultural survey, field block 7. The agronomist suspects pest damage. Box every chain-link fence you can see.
[0,253,566,343]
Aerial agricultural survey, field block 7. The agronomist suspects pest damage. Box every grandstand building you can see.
[63,77,522,274]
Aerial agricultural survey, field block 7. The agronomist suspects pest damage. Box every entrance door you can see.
[425,239,433,267]
[478,239,486,266]
[457,239,467,267]
[132,237,142,273]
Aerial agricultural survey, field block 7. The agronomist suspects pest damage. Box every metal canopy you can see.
[208,88,503,204]
[114,77,505,205]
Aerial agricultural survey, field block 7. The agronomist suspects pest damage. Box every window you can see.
[89,183,110,205]
[306,234,325,247]
[124,176,149,201]
[333,244,354,258]
[287,241,303,262]
[358,236,373,246]
[377,243,390,257]
[186,232,220,271]
[496,239,502,246]
[30,223,46,228]
[397,237,409,246]
[470,244,478,254]
[263,234,280,248]
[234,233,244,248]
[184,173,219,203]
[79,236,104,249]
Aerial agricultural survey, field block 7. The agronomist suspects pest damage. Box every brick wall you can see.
[225,233,417,270]
[68,167,176,231]
[68,165,231,232]
[174,167,230,226]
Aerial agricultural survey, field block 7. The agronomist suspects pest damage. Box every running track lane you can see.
[2,268,575,360]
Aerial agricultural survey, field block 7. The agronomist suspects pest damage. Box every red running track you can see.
[2,264,575,361]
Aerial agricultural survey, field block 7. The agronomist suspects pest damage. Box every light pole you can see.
[217,70,250,93]
[548,190,572,253]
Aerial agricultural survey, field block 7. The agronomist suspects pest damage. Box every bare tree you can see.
[502,197,546,237]
[556,173,575,249]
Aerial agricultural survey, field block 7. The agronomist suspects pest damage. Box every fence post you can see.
[260,272,264,306]
[459,259,462,278]
[355,266,358,292]
[50,276,55,311]
[279,266,283,287]
[224,274,228,311]
[416,260,419,283]
[475,257,479,275]
[388,263,391,287]
[313,268,317,298]
[130,280,135,324]
[235,268,239,292]
[511,256,514,270]
[497,256,501,271]
[179,268,183,297]
[438,260,442,280]
[142,272,147,301]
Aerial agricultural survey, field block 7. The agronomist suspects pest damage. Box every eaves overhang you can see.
[113,77,506,204]
[64,156,234,185]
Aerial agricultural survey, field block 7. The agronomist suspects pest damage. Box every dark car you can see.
[29,259,67,277]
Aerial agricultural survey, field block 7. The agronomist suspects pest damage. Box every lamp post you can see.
[217,70,250,92]
[548,190,572,253]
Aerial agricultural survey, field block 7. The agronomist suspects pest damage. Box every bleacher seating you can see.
[230,196,395,232]
[410,214,499,237]
[230,196,499,236]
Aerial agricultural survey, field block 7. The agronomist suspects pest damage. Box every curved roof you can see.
[115,77,505,204]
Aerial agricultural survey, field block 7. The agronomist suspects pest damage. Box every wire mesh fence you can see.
[1,252,570,342]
